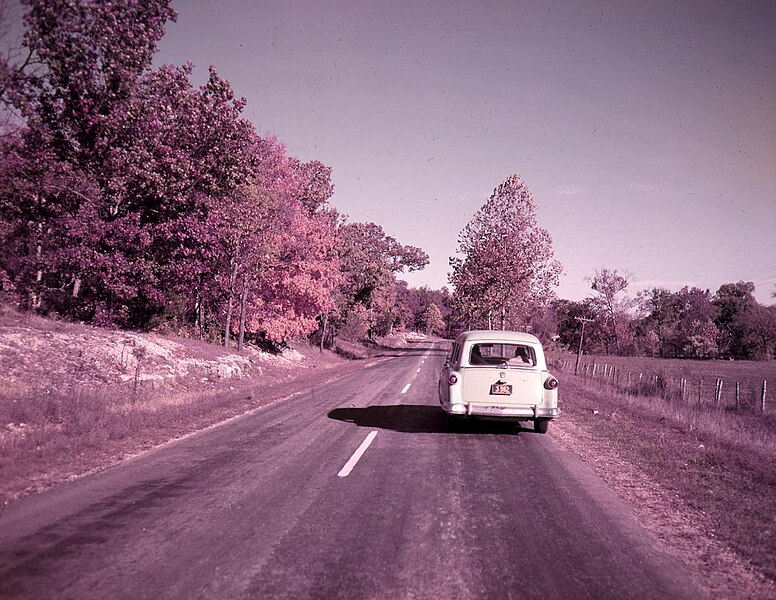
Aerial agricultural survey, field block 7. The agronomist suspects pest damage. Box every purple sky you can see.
[9,0,776,304]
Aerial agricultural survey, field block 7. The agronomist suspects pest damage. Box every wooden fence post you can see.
[698,379,703,404]
[735,382,740,410]
[762,380,768,413]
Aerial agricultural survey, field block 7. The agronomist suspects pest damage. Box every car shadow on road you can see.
[327,404,534,435]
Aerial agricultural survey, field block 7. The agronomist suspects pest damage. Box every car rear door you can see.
[462,365,544,407]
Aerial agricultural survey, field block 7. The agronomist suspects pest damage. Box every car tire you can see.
[534,419,549,434]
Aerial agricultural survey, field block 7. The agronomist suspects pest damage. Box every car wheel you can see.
[534,419,549,434]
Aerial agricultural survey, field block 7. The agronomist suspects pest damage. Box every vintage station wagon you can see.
[439,330,559,433]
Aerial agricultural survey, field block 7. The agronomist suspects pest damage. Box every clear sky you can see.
[12,0,776,304]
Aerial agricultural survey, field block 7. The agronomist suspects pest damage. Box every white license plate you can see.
[490,384,512,395]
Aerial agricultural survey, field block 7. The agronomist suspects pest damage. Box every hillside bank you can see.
[0,310,396,501]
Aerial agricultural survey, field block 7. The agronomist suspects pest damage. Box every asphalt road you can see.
[0,340,707,599]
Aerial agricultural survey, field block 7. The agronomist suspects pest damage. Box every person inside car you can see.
[470,345,486,365]
[510,346,533,365]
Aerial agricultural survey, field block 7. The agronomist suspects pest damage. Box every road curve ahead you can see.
[0,340,706,599]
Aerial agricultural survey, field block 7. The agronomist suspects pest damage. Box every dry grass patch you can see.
[0,357,365,501]
[552,371,776,599]
[0,311,360,501]
[554,351,776,413]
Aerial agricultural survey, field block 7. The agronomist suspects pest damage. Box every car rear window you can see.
[469,343,536,367]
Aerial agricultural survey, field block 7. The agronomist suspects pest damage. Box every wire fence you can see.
[553,358,769,414]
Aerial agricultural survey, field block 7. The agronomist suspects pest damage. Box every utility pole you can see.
[574,317,593,375]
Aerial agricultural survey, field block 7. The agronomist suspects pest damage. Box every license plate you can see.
[490,384,512,396]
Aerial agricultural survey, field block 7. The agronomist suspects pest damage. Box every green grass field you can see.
[549,351,776,413]
[551,358,776,595]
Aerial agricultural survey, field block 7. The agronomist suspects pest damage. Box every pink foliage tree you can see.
[450,174,561,330]
[334,221,428,340]
[211,138,340,347]
[0,0,427,351]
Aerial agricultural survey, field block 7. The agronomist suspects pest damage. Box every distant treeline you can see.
[538,273,776,360]
[439,173,775,361]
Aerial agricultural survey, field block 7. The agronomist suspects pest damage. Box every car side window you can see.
[449,342,460,365]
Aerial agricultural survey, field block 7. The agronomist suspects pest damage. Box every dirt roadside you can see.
[0,311,397,501]
[552,378,776,600]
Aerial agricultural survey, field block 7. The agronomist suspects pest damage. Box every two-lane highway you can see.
[0,340,706,599]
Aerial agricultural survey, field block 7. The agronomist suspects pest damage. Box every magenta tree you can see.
[334,221,428,339]
[450,174,561,330]
[0,0,179,321]
[209,137,341,348]
[0,0,429,351]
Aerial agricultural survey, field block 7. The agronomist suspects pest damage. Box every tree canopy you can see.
[449,174,561,330]
[0,0,431,348]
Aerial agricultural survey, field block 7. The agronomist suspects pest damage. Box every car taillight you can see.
[544,376,559,390]
[448,374,458,385]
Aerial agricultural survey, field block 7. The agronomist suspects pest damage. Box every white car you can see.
[439,330,559,433]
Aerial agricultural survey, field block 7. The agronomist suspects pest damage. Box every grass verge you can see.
[0,359,366,502]
[552,373,776,599]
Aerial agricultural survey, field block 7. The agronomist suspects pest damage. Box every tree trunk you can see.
[223,257,239,348]
[237,276,249,351]
[223,294,234,348]
[71,276,81,298]
[30,219,44,309]
[319,312,328,353]
[195,291,204,340]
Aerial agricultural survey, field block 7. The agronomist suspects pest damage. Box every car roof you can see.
[455,330,542,345]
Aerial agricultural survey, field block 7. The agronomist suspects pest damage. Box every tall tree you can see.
[0,2,263,327]
[0,0,179,322]
[333,221,428,339]
[212,138,340,347]
[449,174,561,330]
[418,303,445,336]
[713,281,760,358]
[736,304,776,360]
[637,286,718,358]
[588,268,633,354]
[12,0,175,163]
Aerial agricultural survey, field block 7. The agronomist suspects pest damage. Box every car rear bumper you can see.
[440,399,559,419]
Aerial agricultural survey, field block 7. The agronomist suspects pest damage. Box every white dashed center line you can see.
[338,430,378,478]
[401,383,411,394]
